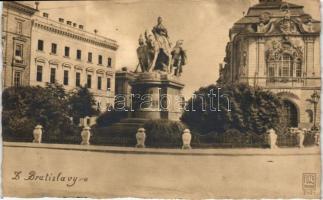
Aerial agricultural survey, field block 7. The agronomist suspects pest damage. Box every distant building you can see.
[2,1,119,113]
[115,67,136,109]
[218,0,320,128]
[2,2,37,87]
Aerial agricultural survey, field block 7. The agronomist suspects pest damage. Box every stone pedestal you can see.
[33,125,43,143]
[182,129,192,149]
[267,129,278,149]
[130,72,184,121]
[136,128,146,148]
[81,126,91,145]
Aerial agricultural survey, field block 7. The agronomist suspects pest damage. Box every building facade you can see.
[31,12,118,112]
[218,0,320,128]
[2,2,118,112]
[2,2,37,88]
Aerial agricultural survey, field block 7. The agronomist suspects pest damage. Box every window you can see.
[281,54,292,77]
[14,71,21,87]
[76,49,81,60]
[16,21,22,34]
[51,43,57,54]
[64,46,70,57]
[2,16,5,32]
[37,40,44,51]
[267,53,300,81]
[268,62,275,77]
[107,57,112,67]
[107,78,111,90]
[98,55,102,65]
[295,60,302,77]
[36,65,42,82]
[63,70,69,85]
[50,68,56,83]
[76,72,81,87]
[88,52,92,62]
[97,76,102,90]
[15,44,23,63]
[87,74,92,88]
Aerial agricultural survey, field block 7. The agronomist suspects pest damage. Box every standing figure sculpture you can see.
[171,40,186,76]
[135,35,150,72]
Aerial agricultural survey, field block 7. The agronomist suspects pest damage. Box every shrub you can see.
[2,84,80,144]
[69,86,99,125]
[143,119,186,148]
[96,108,128,127]
[181,83,286,135]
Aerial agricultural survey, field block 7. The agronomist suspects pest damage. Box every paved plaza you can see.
[2,142,321,198]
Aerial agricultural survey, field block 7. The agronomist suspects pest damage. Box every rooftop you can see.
[33,11,118,50]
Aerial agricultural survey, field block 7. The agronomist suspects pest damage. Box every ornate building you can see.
[218,0,320,128]
[2,2,37,87]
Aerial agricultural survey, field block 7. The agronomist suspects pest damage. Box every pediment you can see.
[96,69,105,74]
[62,62,73,68]
[74,65,83,70]
[86,67,94,72]
[35,56,47,63]
[49,59,60,65]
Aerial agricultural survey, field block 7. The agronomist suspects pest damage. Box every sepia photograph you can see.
[1,0,321,198]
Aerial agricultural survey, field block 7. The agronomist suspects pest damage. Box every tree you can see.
[181,83,286,135]
[2,83,79,142]
[68,86,99,125]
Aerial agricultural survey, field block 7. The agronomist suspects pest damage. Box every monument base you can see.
[130,72,185,121]
[96,72,185,142]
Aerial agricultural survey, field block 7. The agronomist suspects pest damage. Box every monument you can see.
[131,16,187,121]
[100,17,187,138]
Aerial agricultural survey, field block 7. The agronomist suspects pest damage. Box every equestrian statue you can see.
[135,17,187,77]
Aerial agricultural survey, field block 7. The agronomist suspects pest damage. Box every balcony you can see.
[265,77,320,88]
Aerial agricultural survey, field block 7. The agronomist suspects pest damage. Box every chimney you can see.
[78,25,84,30]
[35,1,39,10]
[73,23,77,27]
[59,18,64,23]
[66,21,72,26]
[43,12,49,18]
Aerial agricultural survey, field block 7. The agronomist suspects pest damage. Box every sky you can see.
[30,0,320,98]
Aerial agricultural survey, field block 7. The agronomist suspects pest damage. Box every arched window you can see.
[267,53,299,80]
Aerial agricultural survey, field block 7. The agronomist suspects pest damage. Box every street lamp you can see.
[310,90,320,130]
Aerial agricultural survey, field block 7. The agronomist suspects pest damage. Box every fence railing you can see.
[192,131,317,148]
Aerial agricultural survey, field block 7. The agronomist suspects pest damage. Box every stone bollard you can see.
[33,125,43,143]
[314,131,320,146]
[267,128,278,149]
[81,126,91,145]
[296,129,305,148]
[182,129,192,150]
[136,128,146,148]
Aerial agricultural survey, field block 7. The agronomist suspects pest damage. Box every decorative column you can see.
[304,37,315,77]
[257,37,266,86]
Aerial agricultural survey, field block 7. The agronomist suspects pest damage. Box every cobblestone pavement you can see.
[2,142,321,198]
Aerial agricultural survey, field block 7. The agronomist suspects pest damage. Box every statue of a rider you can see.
[135,17,186,75]
[152,16,171,52]
[151,17,172,71]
